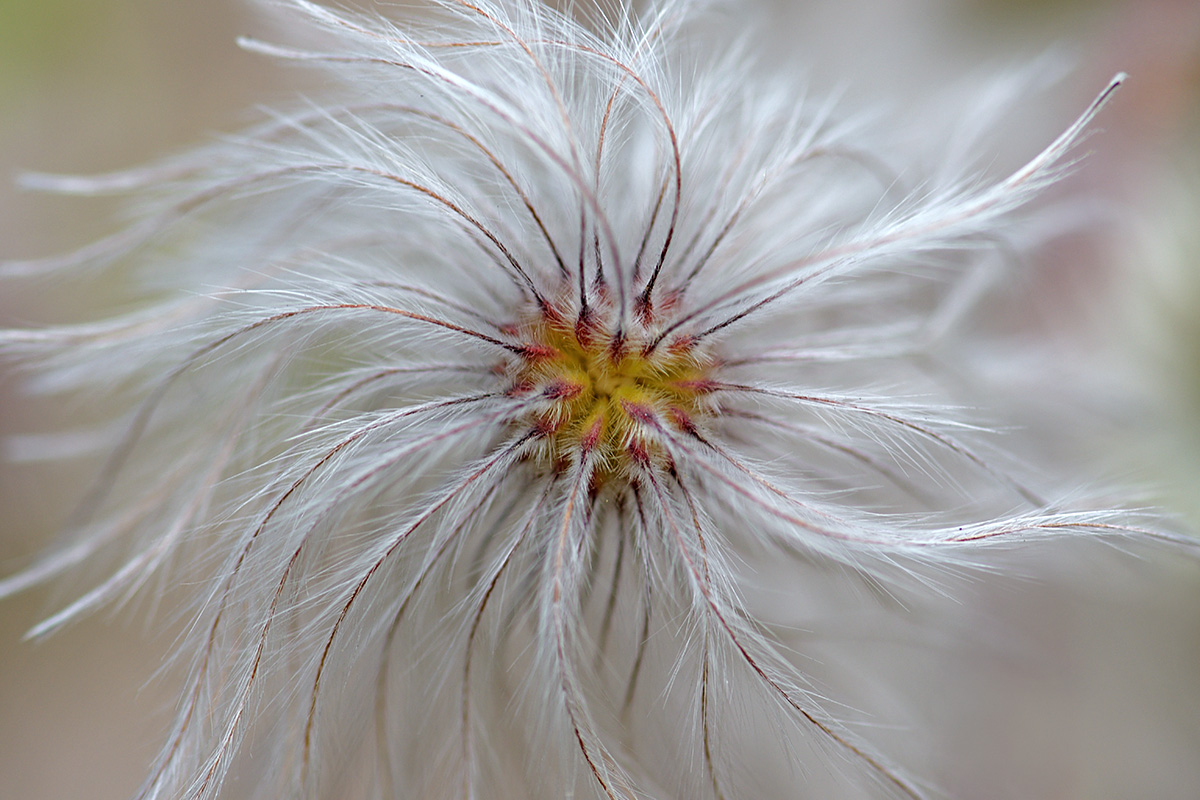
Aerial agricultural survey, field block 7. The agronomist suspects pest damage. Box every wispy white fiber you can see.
[1,2,1195,799]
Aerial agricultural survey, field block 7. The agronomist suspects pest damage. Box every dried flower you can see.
[2,1,1196,799]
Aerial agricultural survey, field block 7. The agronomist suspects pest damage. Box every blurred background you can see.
[0,1,1197,798]
[0,4,288,798]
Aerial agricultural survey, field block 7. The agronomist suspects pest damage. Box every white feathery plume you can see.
[1,1,1196,798]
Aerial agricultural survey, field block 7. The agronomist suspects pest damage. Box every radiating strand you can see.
[459,474,559,800]
[718,328,922,366]
[710,381,1045,506]
[621,485,654,722]
[646,251,846,355]
[645,469,927,800]
[26,360,281,638]
[721,408,937,505]
[241,13,621,310]
[257,4,688,322]
[447,1,589,288]
[548,40,682,315]
[677,144,899,293]
[591,14,672,294]
[144,395,514,800]
[652,75,1128,351]
[62,300,511,579]
[577,204,592,313]
[0,168,298,277]
[240,30,614,303]
[297,162,549,305]
[272,101,571,279]
[665,419,946,552]
[298,430,538,783]
[668,423,1200,562]
[351,279,510,330]
[595,497,629,662]
[368,470,509,800]
[670,471,727,800]
[310,363,495,422]
[387,1,687,319]
[548,458,626,800]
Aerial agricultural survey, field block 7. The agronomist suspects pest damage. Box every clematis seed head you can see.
[1,2,1198,799]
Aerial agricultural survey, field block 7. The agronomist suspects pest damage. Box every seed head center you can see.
[510,309,714,482]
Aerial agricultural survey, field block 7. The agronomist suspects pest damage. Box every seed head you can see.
[1,1,1197,799]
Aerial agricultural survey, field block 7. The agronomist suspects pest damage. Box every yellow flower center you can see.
[509,309,714,484]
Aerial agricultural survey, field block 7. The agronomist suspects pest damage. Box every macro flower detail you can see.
[2,1,1197,799]
[508,297,717,481]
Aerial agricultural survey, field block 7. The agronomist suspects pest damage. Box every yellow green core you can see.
[512,316,713,483]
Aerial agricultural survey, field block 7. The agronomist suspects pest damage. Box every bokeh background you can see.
[1,1,1198,798]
